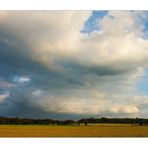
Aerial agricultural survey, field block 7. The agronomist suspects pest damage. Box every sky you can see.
[1,11,148,119]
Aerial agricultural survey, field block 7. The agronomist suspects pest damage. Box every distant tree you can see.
[85,122,87,126]
[64,120,75,125]
[101,117,108,123]
[139,119,143,126]
[77,122,80,126]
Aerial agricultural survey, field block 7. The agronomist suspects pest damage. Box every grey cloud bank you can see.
[0,11,148,119]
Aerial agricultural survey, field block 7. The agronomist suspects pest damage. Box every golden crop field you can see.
[0,124,148,137]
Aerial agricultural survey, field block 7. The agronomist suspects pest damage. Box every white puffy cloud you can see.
[1,11,148,68]
[73,11,148,69]
[29,90,141,117]
[13,76,30,83]
[1,11,148,73]
[0,11,91,70]
[110,105,139,114]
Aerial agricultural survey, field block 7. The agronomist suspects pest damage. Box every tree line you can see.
[0,117,75,125]
[78,117,148,126]
[0,117,147,125]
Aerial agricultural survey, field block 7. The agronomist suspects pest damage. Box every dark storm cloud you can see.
[0,44,134,119]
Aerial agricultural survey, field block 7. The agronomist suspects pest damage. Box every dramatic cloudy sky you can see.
[1,11,148,119]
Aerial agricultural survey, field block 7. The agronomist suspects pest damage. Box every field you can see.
[0,124,148,137]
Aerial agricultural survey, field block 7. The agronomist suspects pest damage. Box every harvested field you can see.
[0,124,148,137]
